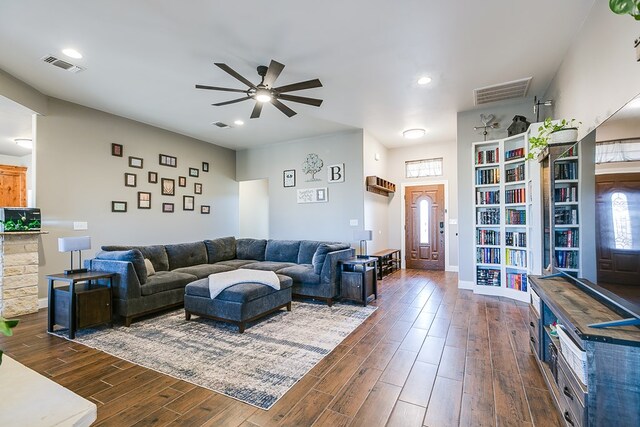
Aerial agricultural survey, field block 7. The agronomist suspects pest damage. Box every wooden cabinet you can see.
[366,176,396,196]
[340,257,377,306]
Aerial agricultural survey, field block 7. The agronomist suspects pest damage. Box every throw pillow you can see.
[312,243,351,275]
[144,258,156,276]
[95,249,147,285]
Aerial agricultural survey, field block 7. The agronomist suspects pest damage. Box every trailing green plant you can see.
[0,215,40,231]
[609,0,640,20]
[0,316,19,365]
[527,117,581,160]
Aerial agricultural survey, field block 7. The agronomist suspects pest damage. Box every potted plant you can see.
[527,118,581,160]
[0,316,19,366]
[609,0,640,20]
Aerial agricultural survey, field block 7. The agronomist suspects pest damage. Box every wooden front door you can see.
[405,185,445,270]
[595,173,640,286]
[0,165,27,207]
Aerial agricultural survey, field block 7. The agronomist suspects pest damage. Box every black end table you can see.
[47,271,115,339]
[339,257,378,306]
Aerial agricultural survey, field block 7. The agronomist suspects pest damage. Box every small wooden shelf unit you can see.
[366,176,396,196]
[371,249,401,279]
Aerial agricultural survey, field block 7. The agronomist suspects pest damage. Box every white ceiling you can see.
[0,1,595,150]
[0,96,33,157]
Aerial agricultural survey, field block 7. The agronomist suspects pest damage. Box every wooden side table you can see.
[47,271,115,339]
[339,257,378,306]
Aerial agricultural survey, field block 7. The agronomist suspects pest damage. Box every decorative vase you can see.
[550,128,578,144]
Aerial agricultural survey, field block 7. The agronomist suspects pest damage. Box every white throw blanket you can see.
[208,269,281,299]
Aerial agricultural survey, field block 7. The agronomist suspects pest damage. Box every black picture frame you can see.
[194,182,202,195]
[183,195,194,211]
[111,201,127,212]
[111,143,123,157]
[201,205,210,214]
[138,191,151,209]
[125,173,137,187]
[189,167,199,177]
[161,178,175,196]
[202,162,209,172]
[162,202,174,213]
[283,169,296,187]
[148,171,158,184]
[178,176,187,187]
[129,156,143,169]
[159,154,177,167]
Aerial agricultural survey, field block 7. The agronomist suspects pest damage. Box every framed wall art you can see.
[129,156,143,169]
[202,162,209,172]
[138,191,151,209]
[111,143,123,157]
[327,163,345,183]
[189,167,199,177]
[201,205,210,214]
[125,173,137,187]
[178,176,187,187]
[111,201,127,212]
[159,154,177,167]
[148,171,158,184]
[296,187,328,204]
[283,169,296,187]
[162,203,174,213]
[161,178,175,196]
[183,195,194,211]
[194,182,202,194]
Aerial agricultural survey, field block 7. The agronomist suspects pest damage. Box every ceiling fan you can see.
[195,60,323,119]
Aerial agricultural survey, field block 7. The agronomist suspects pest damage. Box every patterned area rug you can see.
[53,302,375,409]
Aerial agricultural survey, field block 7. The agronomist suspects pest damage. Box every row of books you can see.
[476,190,500,205]
[476,147,499,165]
[556,229,579,247]
[554,162,578,180]
[505,188,526,204]
[476,229,500,245]
[505,248,527,268]
[476,168,500,185]
[477,208,500,225]
[505,164,525,183]
[506,231,526,247]
[554,186,578,202]
[476,247,500,264]
[559,145,578,158]
[555,208,578,225]
[504,147,525,161]
[476,268,500,286]
[506,272,527,291]
[506,209,526,225]
[556,250,579,269]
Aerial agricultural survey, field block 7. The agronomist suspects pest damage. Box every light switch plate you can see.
[73,221,88,230]
[349,219,358,226]
[449,219,458,225]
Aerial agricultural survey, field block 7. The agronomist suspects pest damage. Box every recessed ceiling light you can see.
[234,120,244,126]
[62,48,82,59]
[403,129,426,139]
[14,138,33,149]
[417,76,432,85]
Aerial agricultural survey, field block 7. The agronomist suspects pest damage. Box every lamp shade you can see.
[354,230,373,241]
[58,236,91,252]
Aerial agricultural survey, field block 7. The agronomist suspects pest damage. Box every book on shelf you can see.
[505,248,527,268]
[505,209,526,225]
[505,231,526,247]
[505,188,526,204]
[476,268,500,286]
[554,186,578,202]
[476,147,499,165]
[505,163,525,183]
[554,162,578,180]
[476,229,500,245]
[555,229,578,247]
[476,168,500,185]
[504,147,525,161]
[476,247,501,264]
[477,208,500,225]
[506,272,527,291]
[554,207,578,225]
[476,190,500,205]
[555,250,579,269]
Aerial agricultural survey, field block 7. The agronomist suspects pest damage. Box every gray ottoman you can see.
[184,274,293,333]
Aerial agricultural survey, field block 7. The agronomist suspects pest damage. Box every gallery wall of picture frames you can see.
[110,142,212,214]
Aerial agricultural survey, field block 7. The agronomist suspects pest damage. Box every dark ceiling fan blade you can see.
[263,60,285,87]
[274,79,322,94]
[278,94,323,107]
[212,97,251,107]
[250,102,263,119]
[214,63,257,88]
[272,99,297,117]
[195,84,249,93]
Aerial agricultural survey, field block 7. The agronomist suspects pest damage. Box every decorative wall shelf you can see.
[366,176,396,196]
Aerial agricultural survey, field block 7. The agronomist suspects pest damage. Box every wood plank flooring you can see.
[0,270,563,426]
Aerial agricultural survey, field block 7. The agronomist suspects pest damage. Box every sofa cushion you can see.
[96,249,147,285]
[185,275,293,301]
[165,241,208,270]
[241,261,297,272]
[277,264,320,285]
[236,238,267,261]
[265,240,301,263]
[214,259,258,268]
[140,271,196,296]
[297,241,323,265]
[173,263,235,279]
[204,237,236,263]
[101,244,169,272]
[312,243,351,274]
[144,258,156,276]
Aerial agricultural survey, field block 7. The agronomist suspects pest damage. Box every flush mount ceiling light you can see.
[14,138,33,149]
[417,76,432,85]
[62,48,82,59]
[403,128,426,139]
[234,119,245,126]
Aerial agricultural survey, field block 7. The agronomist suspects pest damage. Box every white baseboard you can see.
[446,265,459,272]
[38,298,48,309]
[458,280,474,290]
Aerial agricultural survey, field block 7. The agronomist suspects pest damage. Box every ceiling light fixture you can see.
[255,88,272,103]
[14,138,33,149]
[62,48,83,59]
[234,120,244,126]
[403,129,426,139]
[417,76,432,85]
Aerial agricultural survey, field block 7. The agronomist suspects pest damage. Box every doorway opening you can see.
[239,179,269,239]
[404,184,445,270]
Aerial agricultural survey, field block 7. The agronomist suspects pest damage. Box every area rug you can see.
[52,302,375,409]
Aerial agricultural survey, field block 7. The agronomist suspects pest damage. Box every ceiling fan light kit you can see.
[196,60,323,119]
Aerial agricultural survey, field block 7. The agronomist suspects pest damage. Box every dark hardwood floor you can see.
[1,270,563,426]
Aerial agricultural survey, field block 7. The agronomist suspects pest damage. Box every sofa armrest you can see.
[320,248,355,284]
[85,259,142,300]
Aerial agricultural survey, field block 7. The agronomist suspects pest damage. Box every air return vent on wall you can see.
[40,55,85,73]
[474,77,531,105]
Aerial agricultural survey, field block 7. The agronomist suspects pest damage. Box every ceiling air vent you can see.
[212,121,230,128]
[40,55,85,73]
[474,77,531,105]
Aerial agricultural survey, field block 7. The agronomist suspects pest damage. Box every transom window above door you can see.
[405,158,443,178]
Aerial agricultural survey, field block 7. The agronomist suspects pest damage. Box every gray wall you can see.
[35,98,238,298]
[239,179,269,238]
[363,131,389,253]
[236,130,364,243]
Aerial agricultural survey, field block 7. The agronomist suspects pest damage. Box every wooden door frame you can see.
[400,180,452,271]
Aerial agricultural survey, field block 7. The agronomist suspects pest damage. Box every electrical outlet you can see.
[349,219,358,226]
[73,221,88,230]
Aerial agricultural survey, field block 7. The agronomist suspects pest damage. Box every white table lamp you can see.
[354,230,373,259]
[58,236,91,275]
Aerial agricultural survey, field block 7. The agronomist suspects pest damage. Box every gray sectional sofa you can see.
[86,237,354,326]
